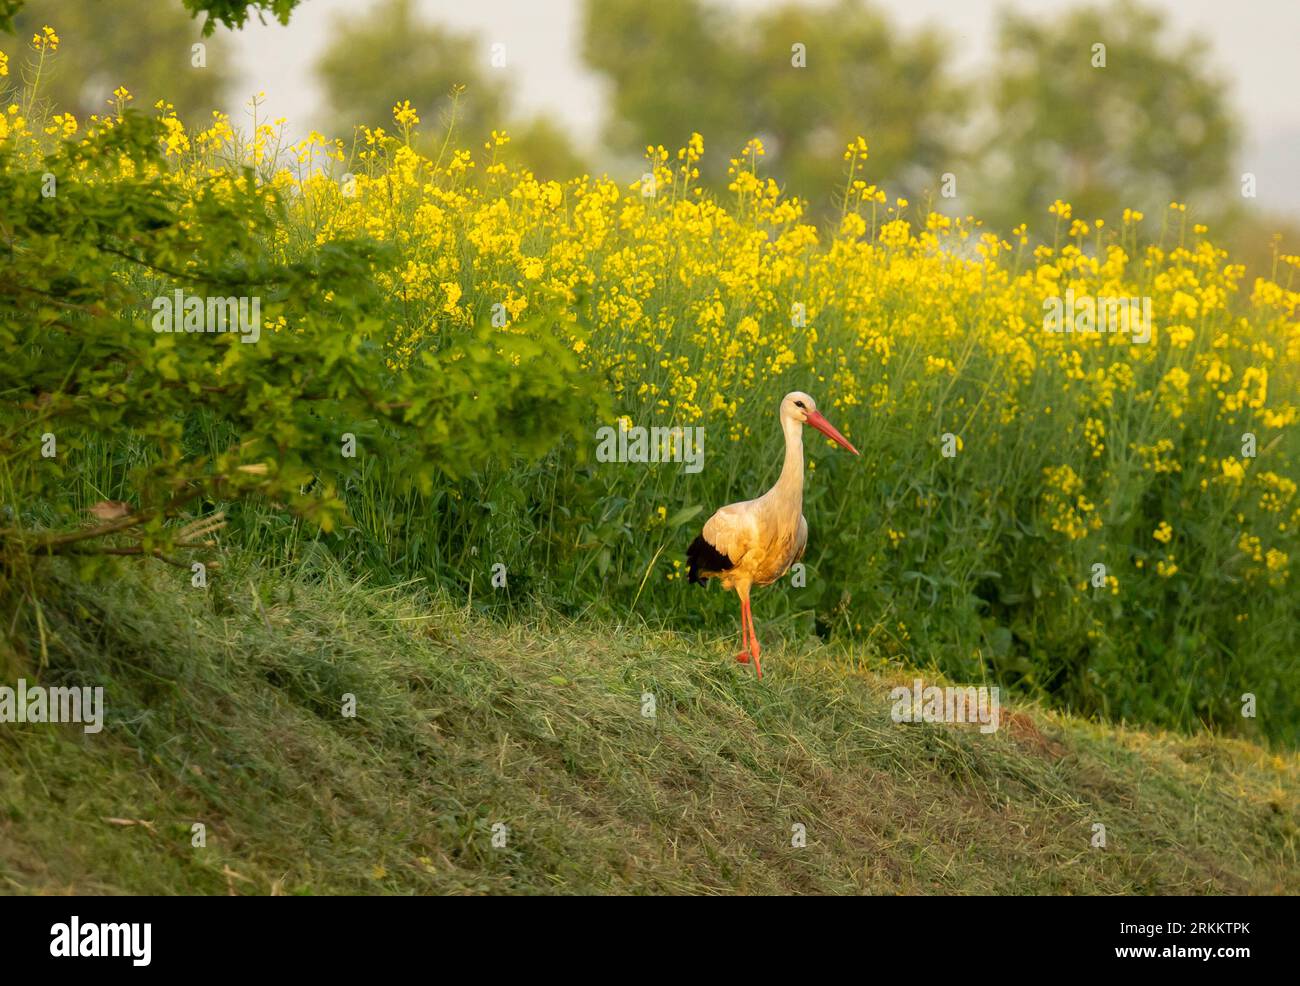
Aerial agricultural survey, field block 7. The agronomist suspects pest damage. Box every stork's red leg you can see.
[733,588,762,680]
[734,592,752,663]
[745,598,763,680]
[735,623,751,663]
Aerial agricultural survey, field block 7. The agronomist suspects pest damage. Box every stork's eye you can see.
[794,400,806,409]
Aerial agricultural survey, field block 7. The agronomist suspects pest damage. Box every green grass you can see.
[1,557,1295,895]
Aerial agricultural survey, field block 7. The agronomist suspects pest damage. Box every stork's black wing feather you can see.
[687,533,734,585]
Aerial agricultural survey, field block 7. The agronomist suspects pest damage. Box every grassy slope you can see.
[1,560,1296,895]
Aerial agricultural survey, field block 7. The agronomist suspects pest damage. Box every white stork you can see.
[686,391,859,679]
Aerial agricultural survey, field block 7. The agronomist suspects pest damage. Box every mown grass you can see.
[1,557,1295,895]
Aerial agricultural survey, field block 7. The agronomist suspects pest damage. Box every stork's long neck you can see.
[768,414,804,509]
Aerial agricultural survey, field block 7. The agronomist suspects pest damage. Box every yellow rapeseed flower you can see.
[31,25,59,52]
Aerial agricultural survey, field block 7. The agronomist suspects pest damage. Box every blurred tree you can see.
[743,0,963,203]
[582,0,964,205]
[314,0,583,179]
[1219,212,1300,284]
[315,0,508,143]
[506,116,590,182]
[581,0,741,166]
[10,0,234,125]
[976,0,1237,232]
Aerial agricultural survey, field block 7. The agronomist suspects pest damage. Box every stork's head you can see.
[781,391,860,455]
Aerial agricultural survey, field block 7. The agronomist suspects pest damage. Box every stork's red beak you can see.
[805,410,860,456]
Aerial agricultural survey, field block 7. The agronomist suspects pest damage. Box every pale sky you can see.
[219,0,1300,216]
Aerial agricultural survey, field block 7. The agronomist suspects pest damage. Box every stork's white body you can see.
[698,410,809,593]
[687,391,858,679]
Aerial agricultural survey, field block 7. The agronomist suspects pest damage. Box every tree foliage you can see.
[974,0,1237,229]
[0,110,600,581]
[0,0,301,36]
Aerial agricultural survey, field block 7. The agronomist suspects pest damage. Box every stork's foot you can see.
[734,651,751,664]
